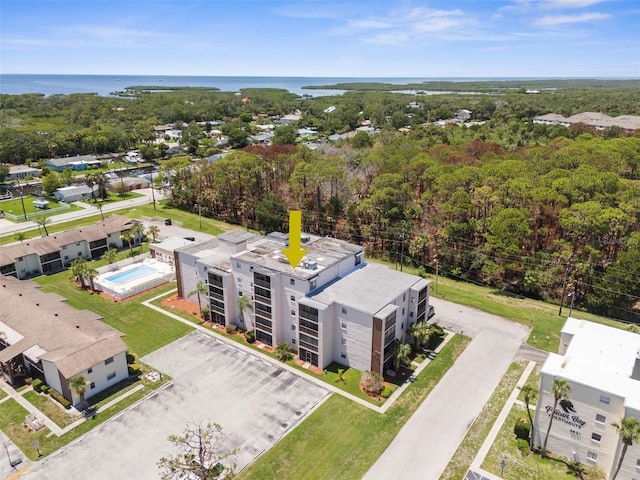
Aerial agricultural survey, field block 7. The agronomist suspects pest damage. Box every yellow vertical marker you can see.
[282,210,307,269]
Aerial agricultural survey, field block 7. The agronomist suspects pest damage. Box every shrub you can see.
[245,330,256,344]
[514,419,530,440]
[201,306,210,322]
[429,324,444,338]
[360,371,384,395]
[41,385,51,395]
[226,324,237,334]
[32,378,43,392]
[125,352,136,365]
[24,377,33,385]
[128,363,141,375]
[516,438,530,456]
[380,386,392,398]
[50,390,71,409]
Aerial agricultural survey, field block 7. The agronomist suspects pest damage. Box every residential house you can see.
[0,275,128,407]
[454,109,472,123]
[6,165,40,181]
[46,155,101,172]
[54,184,99,203]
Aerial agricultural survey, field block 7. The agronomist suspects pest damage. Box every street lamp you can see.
[568,291,576,318]
[195,203,202,230]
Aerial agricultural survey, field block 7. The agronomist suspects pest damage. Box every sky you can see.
[1,0,639,78]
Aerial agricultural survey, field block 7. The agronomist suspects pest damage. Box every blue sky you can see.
[1,0,638,77]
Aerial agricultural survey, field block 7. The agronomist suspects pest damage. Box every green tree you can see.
[69,375,89,411]
[255,194,287,233]
[120,230,134,255]
[352,131,373,149]
[0,164,9,183]
[84,265,98,291]
[189,281,208,320]
[542,377,571,456]
[519,384,538,449]
[611,416,640,480]
[409,322,433,350]
[272,125,297,146]
[37,217,51,236]
[147,225,160,243]
[60,167,74,186]
[15,231,26,243]
[130,221,145,251]
[158,421,236,480]
[275,342,293,362]
[394,342,412,371]
[102,248,117,265]
[42,171,61,196]
[237,295,253,331]
[69,258,88,289]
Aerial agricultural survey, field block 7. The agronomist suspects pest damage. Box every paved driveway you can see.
[23,330,329,479]
[363,298,528,480]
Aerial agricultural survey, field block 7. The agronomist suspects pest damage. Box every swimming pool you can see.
[105,265,156,285]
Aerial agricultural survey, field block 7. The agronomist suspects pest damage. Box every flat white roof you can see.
[543,317,640,410]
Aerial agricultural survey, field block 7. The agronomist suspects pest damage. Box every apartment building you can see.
[175,230,431,375]
[0,214,139,279]
[533,318,640,479]
[0,276,128,407]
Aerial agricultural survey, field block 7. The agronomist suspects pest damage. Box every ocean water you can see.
[0,74,522,97]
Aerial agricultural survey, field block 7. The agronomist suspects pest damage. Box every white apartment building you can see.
[534,318,640,479]
[175,230,431,375]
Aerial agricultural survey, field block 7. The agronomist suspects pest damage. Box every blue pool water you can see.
[105,265,156,285]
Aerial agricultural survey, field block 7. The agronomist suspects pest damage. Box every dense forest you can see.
[1,80,640,322]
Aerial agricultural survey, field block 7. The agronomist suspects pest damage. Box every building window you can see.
[403,293,406,301]
[341,353,346,359]
[107,372,116,380]
[290,295,295,302]
[290,279,295,285]
[291,310,296,316]
[599,394,610,404]
[236,262,241,268]
[104,357,114,365]
[292,339,296,344]
[591,433,602,443]
[410,312,414,317]
[64,256,69,260]
[341,338,347,344]
[238,292,243,297]
[90,382,95,389]
[587,451,597,462]
[402,308,405,315]
[291,324,296,330]
[595,414,606,424]
[78,252,82,257]
[401,322,404,329]
[341,307,347,314]
[341,322,347,330]
[310,278,317,290]
[87,368,93,374]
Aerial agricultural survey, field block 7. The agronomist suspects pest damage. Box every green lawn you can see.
[482,405,606,480]
[0,389,7,400]
[34,275,192,357]
[441,360,528,480]
[239,336,469,480]
[22,391,78,429]
[0,195,80,221]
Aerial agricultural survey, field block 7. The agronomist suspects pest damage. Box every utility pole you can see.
[399,221,407,272]
[568,281,578,318]
[434,256,439,294]
[558,255,572,316]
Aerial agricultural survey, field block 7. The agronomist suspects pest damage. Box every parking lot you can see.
[23,330,330,479]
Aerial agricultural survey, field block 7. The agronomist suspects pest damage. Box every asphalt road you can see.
[362,297,529,480]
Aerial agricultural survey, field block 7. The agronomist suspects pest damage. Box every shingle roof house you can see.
[0,276,128,406]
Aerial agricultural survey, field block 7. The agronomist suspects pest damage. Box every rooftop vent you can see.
[302,260,318,270]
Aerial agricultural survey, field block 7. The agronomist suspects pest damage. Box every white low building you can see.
[534,318,640,478]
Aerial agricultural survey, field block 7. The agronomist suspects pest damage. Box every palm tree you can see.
[37,217,50,236]
[15,231,26,243]
[275,342,293,362]
[542,377,571,456]
[395,342,412,371]
[84,266,98,291]
[69,375,89,411]
[237,295,254,331]
[519,384,538,449]
[96,199,104,221]
[102,247,117,265]
[85,173,96,202]
[129,222,145,252]
[120,230,134,255]
[611,416,640,480]
[410,322,433,351]
[69,258,88,289]
[189,281,208,320]
[147,225,160,243]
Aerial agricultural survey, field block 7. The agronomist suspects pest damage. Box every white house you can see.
[54,184,99,203]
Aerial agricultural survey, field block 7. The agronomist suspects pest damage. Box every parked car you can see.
[427,305,435,319]
[164,218,172,225]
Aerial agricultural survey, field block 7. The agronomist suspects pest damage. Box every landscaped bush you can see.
[24,377,33,385]
[514,419,530,440]
[245,330,256,344]
[516,438,530,456]
[380,386,392,398]
[32,378,43,392]
[201,306,210,322]
[125,352,136,364]
[360,371,384,395]
[49,389,71,409]
[226,324,237,334]
[128,363,141,375]
[275,342,293,362]
[429,324,445,338]
[41,385,51,395]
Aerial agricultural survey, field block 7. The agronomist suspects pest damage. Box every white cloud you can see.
[534,12,611,25]
[538,0,608,9]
